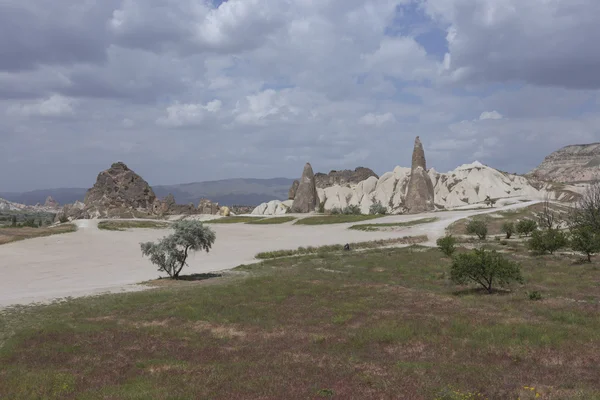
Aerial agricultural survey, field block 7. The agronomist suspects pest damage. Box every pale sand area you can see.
[0,200,537,308]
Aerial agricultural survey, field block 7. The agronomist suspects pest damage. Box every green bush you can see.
[343,205,362,215]
[58,214,69,224]
[570,226,600,262]
[528,291,542,301]
[369,202,387,215]
[502,221,515,239]
[516,219,537,237]
[466,219,488,240]
[329,207,341,215]
[527,229,567,255]
[436,235,457,257]
[450,248,523,293]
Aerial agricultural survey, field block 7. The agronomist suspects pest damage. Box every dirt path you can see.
[0,201,537,308]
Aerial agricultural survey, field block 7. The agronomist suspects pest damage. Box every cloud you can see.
[7,95,75,117]
[157,99,222,127]
[479,110,502,120]
[425,0,600,88]
[359,112,396,126]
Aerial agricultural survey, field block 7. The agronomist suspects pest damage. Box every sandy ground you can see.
[0,201,538,308]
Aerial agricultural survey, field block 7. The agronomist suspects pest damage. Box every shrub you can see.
[528,291,542,301]
[502,221,515,239]
[466,219,488,240]
[516,219,537,237]
[436,235,457,257]
[450,248,523,293]
[329,207,341,215]
[570,226,600,262]
[141,220,216,279]
[342,205,362,215]
[484,195,496,208]
[527,229,567,255]
[58,214,69,224]
[369,202,387,215]
[318,201,325,213]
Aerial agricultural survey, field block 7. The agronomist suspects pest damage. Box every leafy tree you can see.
[466,219,488,240]
[369,202,387,215]
[516,219,537,237]
[502,221,515,239]
[450,248,523,293]
[141,220,216,279]
[10,215,17,227]
[528,229,567,255]
[436,235,457,257]
[570,226,600,262]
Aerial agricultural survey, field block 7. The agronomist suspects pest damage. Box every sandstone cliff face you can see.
[529,143,600,183]
[84,162,157,218]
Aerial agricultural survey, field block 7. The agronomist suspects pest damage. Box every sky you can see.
[2,0,600,191]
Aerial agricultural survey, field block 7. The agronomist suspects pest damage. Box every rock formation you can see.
[528,142,600,183]
[44,196,59,209]
[404,137,435,213]
[288,180,299,199]
[198,198,220,215]
[83,162,157,218]
[314,167,379,189]
[291,163,318,213]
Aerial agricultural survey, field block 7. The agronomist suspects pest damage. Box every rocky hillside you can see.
[253,161,582,215]
[0,197,60,213]
[529,143,600,183]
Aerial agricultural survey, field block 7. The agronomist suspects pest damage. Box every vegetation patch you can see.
[349,217,438,231]
[204,216,265,224]
[294,214,382,225]
[255,236,428,259]
[0,224,77,245]
[98,220,171,231]
[246,216,296,225]
[2,246,600,399]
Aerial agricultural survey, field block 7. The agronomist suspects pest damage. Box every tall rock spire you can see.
[405,137,435,213]
[291,163,318,213]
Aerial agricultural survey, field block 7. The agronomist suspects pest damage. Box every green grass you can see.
[255,235,428,259]
[2,247,600,399]
[246,216,296,225]
[294,214,382,225]
[204,216,265,224]
[349,217,438,231]
[97,220,171,231]
[0,224,77,245]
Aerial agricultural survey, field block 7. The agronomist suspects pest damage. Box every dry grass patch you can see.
[294,214,383,225]
[349,217,438,231]
[97,220,170,231]
[0,224,77,245]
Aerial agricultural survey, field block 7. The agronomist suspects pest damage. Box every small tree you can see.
[516,219,537,237]
[450,248,523,293]
[538,196,561,230]
[502,222,515,239]
[570,226,600,262]
[436,235,456,257]
[569,181,600,232]
[141,220,216,279]
[369,202,387,215]
[10,215,17,227]
[466,219,488,240]
[528,229,567,255]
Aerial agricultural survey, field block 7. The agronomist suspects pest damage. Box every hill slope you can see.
[528,143,600,183]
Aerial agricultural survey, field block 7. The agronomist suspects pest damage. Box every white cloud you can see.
[479,110,503,120]
[157,99,222,127]
[234,89,302,125]
[359,112,396,127]
[7,95,75,117]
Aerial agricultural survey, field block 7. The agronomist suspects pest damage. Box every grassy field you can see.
[2,244,599,399]
[294,214,383,225]
[255,235,428,259]
[97,220,171,231]
[349,217,438,231]
[246,216,296,225]
[205,216,265,224]
[447,203,572,237]
[0,224,77,245]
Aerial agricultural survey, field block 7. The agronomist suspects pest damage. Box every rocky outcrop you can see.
[55,201,88,222]
[253,161,582,215]
[314,167,378,189]
[528,143,600,183]
[252,200,293,215]
[291,163,318,213]
[405,137,435,213]
[82,162,157,218]
[44,196,59,209]
[198,198,220,215]
[288,180,299,200]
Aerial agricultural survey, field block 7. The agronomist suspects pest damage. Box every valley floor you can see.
[0,201,537,308]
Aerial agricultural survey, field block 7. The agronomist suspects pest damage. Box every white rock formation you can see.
[251,161,582,215]
[251,200,293,215]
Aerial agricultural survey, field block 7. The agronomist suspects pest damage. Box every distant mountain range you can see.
[0,178,294,207]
